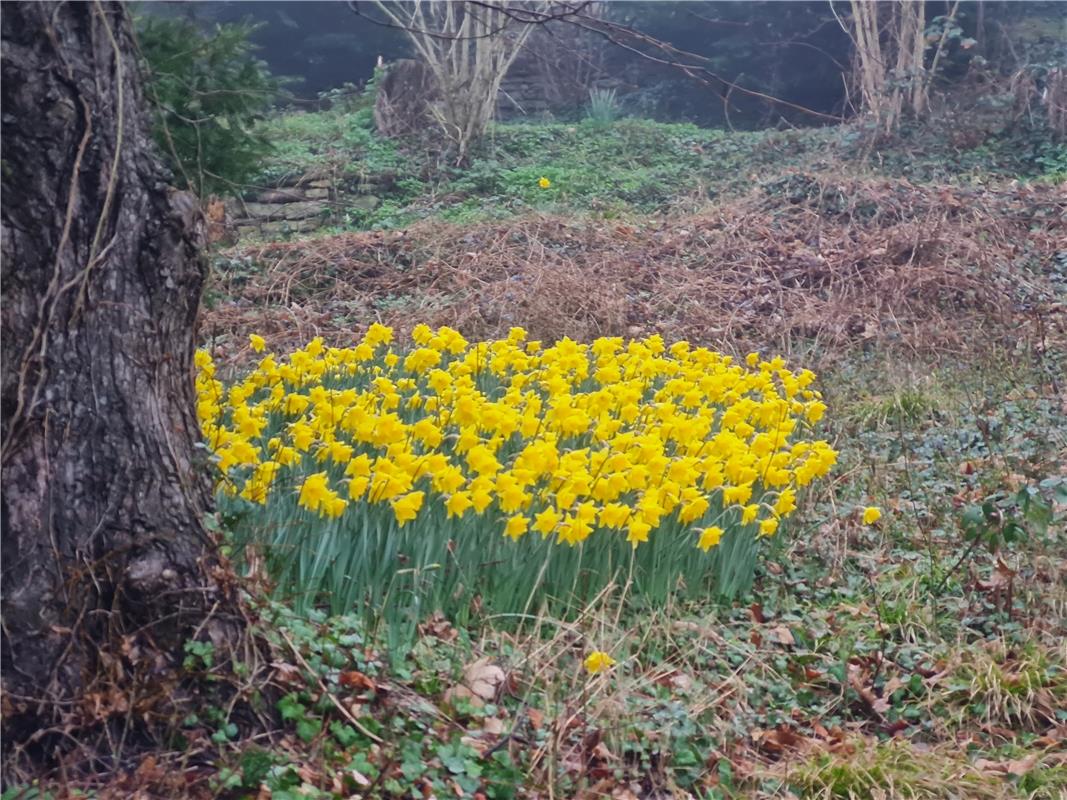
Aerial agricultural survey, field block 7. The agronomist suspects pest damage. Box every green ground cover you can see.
[249,107,1066,234]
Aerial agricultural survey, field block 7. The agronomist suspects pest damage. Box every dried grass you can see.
[201,173,1065,368]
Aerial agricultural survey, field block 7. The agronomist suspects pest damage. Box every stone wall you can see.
[227,171,383,239]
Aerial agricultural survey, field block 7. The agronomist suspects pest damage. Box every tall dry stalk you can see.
[373,1,542,163]
[838,0,960,133]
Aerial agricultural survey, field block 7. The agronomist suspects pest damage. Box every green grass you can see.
[249,107,1067,236]
[252,113,843,231]
[253,107,410,185]
[771,738,1009,800]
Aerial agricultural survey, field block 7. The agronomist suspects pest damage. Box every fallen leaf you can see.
[847,663,886,717]
[592,741,617,761]
[464,658,506,701]
[975,754,1038,775]
[750,602,766,623]
[461,734,490,755]
[751,724,805,756]
[418,612,458,642]
[770,625,795,646]
[134,755,161,782]
[442,684,482,708]
[670,672,693,693]
[270,661,304,687]
[338,670,376,692]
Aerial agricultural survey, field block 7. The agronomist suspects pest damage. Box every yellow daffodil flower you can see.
[195,329,836,575]
[583,650,616,675]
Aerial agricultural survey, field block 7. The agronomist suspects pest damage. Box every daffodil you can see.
[504,515,529,541]
[391,491,425,527]
[196,328,836,589]
[445,491,474,519]
[583,650,616,675]
[298,472,331,512]
[697,526,723,552]
[533,506,562,536]
[626,518,651,548]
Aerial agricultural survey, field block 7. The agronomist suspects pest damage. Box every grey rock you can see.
[243,200,326,220]
[349,195,381,212]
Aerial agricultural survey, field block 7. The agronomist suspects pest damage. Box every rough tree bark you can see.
[1,1,235,773]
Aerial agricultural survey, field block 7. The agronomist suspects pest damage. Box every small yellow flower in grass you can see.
[697,525,723,552]
[583,650,616,675]
[538,176,551,189]
[862,506,882,525]
[249,333,266,353]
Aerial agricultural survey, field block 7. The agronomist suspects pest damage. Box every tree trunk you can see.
[1,1,233,774]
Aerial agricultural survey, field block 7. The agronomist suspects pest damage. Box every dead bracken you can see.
[204,174,1065,370]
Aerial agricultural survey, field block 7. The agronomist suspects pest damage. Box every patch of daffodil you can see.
[196,325,835,624]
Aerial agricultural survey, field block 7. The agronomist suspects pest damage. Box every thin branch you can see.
[348,1,591,41]
[571,14,843,121]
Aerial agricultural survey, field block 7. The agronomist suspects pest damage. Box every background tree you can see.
[368,0,547,163]
[836,0,963,133]
[136,16,279,197]
[1,0,239,775]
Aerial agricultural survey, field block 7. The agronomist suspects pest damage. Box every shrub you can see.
[137,16,279,196]
[195,327,836,642]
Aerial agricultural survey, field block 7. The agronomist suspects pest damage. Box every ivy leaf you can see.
[296,716,322,743]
